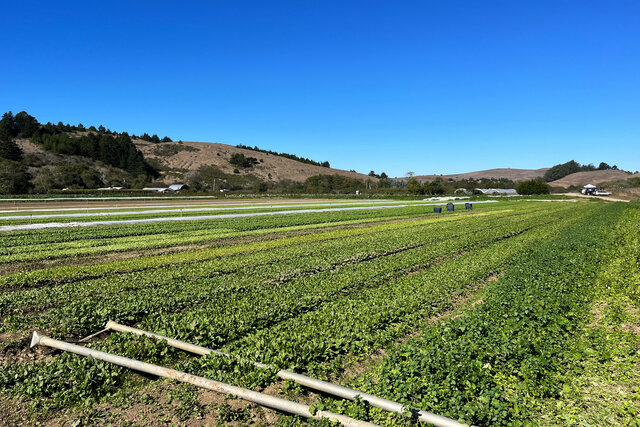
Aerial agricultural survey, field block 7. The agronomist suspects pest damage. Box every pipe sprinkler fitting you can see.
[30,331,42,348]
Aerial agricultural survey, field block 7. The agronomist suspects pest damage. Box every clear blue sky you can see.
[2,1,639,176]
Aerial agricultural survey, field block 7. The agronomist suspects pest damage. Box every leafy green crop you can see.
[1,199,633,426]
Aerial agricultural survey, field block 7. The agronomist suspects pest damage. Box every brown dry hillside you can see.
[135,140,374,183]
[550,170,638,188]
[410,168,549,183]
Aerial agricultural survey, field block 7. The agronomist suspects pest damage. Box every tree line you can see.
[543,160,621,182]
[1,111,158,177]
[236,144,330,168]
[0,111,164,194]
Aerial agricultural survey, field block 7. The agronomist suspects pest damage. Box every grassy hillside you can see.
[0,110,377,194]
[135,139,374,184]
[410,168,549,183]
[550,170,638,187]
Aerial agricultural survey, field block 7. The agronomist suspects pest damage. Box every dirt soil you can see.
[564,193,630,202]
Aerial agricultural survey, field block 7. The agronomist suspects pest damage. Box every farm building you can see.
[474,188,518,195]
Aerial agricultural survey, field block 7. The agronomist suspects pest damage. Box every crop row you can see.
[0,201,595,422]
[0,206,508,265]
[536,201,640,425]
[218,204,594,374]
[0,206,528,289]
[0,206,438,237]
[0,204,519,265]
[135,214,558,350]
[0,203,503,248]
[1,206,554,337]
[338,202,626,425]
[0,202,427,225]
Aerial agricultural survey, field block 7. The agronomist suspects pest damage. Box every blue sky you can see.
[2,1,639,176]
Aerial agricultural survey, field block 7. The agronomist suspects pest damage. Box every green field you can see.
[1,200,638,426]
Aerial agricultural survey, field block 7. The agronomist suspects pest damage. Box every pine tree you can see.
[0,135,23,161]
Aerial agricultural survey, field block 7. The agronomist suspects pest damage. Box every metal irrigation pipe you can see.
[105,321,467,427]
[30,332,375,427]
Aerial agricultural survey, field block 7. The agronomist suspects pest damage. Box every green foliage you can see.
[543,160,613,182]
[598,162,612,170]
[180,353,277,389]
[13,111,39,137]
[424,177,446,195]
[167,385,205,420]
[304,174,365,193]
[406,178,423,194]
[0,112,25,161]
[0,111,20,139]
[0,133,23,161]
[33,132,155,177]
[0,111,163,188]
[0,351,126,410]
[31,163,103,191]
[1,201,633,425]
[516,179,551,195]
[215,399,252,423]
[229,153,259,168]
[139,133,171,143]
[543,160,582,181]
[536,202,640,425]
[0,159,31,194]
[355,203,624,425]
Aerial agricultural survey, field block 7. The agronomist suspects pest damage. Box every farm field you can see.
[0,199,638,426]
[0,199,497,229]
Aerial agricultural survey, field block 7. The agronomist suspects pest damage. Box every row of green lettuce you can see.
[329,202,630,425]
[0,202,504,264]
[2,206,546,337]
[0,202,586,421]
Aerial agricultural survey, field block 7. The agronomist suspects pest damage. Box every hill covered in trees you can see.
[0,111,160,193]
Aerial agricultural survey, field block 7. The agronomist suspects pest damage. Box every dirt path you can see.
[563,192,630,202]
